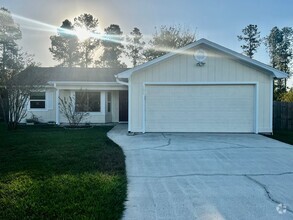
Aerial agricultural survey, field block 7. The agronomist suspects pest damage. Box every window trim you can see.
[28,91,47,111]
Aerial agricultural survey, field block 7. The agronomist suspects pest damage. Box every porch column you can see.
[56,88,60,125]
[101,91,106,114]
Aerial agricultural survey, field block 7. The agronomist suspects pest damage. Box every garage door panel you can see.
[145,85,255,132]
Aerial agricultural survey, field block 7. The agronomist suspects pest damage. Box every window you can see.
[30,92,46,109]
[107,92,111,112]
[75,92,100,112]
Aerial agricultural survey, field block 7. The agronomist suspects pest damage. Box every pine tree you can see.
[96,24,126,68]
[74,13,100,68]
[0,7,22,79]
[125,28,145,67]
[49,19,80,67]
[265,26,293,100]
[237,24,261,58]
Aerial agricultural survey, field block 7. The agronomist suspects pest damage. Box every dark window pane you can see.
[75,103,85,112]
[75,92,100,112]
[88,92,100,112]
[108,92,111,101]
[30,101,45,108]
[107,92,111,112]
[75,92,87,112]
[30,92,45,100]
[108,102,111,112]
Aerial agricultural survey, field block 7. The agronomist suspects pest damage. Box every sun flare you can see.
[75,27,91,41]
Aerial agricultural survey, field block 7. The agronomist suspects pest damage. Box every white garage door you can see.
[145,84,255,132]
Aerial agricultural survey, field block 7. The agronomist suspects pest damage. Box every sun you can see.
[75,27,91,41]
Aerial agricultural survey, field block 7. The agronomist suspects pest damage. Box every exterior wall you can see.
[23,88,123,124]
[22,87,57,123]
[111,91,120,122]
[130,45,273,133]
[58,90,70,123]
[59,90,108,124]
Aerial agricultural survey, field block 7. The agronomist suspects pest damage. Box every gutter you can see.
[115,75,129,86]
[48,81,122,86]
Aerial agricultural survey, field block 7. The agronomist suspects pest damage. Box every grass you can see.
[270,130,293,145]
[0,124,127,220]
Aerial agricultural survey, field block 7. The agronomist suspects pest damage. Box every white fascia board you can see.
[116,70,132,79]
[47,81,122,86]
[204,40,288,79]
[117,38,288,79]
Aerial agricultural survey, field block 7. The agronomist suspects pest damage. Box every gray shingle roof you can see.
[16,67,129,85]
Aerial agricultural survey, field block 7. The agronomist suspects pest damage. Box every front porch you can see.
[57,89,128,124]
[24,81,128,125]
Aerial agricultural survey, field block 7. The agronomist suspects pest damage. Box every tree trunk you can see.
[2,43,6,72]
[0,89,8,124]
[8,121,18,130]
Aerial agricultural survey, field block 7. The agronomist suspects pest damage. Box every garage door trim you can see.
[142,82,259,133]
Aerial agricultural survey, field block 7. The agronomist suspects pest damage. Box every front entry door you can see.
[119,91,128,122]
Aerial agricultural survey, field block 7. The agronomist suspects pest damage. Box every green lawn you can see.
[271,130,293,145]
[0,124,127,220]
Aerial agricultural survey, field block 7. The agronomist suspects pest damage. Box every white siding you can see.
[58,90,70,123]
[24,88,56,123]
[59,90,121,124]
[130,45,273,133]
[23,88,121,124]
[59,90,105,124]
[46,91,54,110]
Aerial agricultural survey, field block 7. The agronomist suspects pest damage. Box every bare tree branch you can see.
[59,91,89,126]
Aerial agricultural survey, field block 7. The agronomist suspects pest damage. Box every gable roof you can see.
[17,67,129,85]
[117,38,288,79]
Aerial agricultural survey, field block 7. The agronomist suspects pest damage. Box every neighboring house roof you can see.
[117,38,288,79]
[16,67,129,85]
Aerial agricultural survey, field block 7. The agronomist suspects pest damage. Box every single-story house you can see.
[20,38,288,134]
[19,67,129,124]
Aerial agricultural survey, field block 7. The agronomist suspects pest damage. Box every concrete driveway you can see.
[108,125,293,220]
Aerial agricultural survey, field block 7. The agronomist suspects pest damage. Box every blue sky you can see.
[2,0,293,86]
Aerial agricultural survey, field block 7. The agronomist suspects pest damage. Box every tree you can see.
[0,8,41,129]
[0,7,22,80]
[96,24,126,68]
[280,89,293,102]
[59,92,89,126]
[49,19,80,67]
[125,27,145,67]
[143,25,196,61]
[0,51,41,129]
[237,24,261,58]
[3,65,42,129]
[265,26,293,100]
[74,13,100,68]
